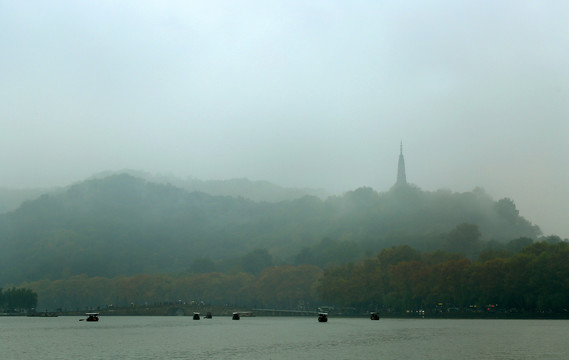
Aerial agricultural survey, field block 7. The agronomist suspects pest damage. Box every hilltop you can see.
[0,171,328,215]
[88,170,329,202]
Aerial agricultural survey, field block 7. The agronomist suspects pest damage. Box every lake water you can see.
[1,316,568,359]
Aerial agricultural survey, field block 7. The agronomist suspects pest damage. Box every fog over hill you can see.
[2,2,568,240]
[0,171,328,215]
[0,172,545,285]
[89,169,329,202]
[0,187,59,214]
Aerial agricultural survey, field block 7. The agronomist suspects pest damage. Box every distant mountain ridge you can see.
[88,170,329,203]
[0,170,329,214]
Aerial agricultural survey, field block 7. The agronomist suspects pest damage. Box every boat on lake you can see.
[85,313,99,322]
[370,312,380,320]
[318,313,328,322]
[193,312,200,320]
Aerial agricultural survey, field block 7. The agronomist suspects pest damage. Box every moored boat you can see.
[84,313,99,322]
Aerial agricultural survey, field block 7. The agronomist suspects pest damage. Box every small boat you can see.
[370,312,380,320]
[193,312,200,320]
[205,312,212,319]
[85,313,99,322]
[318,312,328,322]
[232,312,240,320]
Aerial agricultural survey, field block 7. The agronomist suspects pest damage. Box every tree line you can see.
[21,265,323,311]
[0,287,38,312]
[20,240,569,314]
[318,240,569,313]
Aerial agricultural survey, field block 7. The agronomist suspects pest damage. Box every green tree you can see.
[2,287,38,311]
[505,237,533,253]
[495,198,519,219]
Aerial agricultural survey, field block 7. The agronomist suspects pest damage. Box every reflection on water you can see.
[1,317,568,359]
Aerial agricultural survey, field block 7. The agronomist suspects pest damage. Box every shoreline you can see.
[5,308,569,320]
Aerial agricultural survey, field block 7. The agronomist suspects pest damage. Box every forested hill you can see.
[0,174,541,285]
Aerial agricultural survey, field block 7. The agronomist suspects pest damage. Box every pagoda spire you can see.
[396,141,407,186]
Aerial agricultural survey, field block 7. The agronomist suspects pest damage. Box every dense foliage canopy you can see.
[0,287,38,312]
[22,265,322,311]
[20,241,569,314]
[318,241,569,313]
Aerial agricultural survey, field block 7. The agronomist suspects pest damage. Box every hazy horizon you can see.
[2,1,568,238]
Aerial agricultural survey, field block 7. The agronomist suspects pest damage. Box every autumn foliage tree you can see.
[17,242,569,315]
[318,242,569,313]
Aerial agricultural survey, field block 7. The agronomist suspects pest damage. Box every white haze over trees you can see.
[1,1,568,238]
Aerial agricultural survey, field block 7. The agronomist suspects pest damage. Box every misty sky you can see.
[1,1,568,238]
